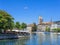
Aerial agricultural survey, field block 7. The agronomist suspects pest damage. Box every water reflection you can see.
[0,32,60,45]
[0,37,29,45]
[28,32,60,45]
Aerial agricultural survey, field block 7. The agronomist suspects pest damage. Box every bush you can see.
[52,28,60,32]
[45,27,50,32]
[32,23,37,32]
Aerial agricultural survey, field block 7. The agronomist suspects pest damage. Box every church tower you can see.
[39,16,43,24]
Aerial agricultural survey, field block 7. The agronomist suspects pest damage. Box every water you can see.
[0,32,60,45]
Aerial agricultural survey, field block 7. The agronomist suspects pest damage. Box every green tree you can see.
[0,10,14,32]
[32,23,37,32]
[21,23,27,30]
[15,22,20,30]
[45,26,50,32]
[53,28,60,32]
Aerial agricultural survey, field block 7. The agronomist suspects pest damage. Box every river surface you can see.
[0,32,60,45]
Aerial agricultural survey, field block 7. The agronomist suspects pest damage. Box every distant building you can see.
[37,16,52,31]
[27,16,60,32]
[37,16,60,31]
[27,24,35,32]
[50,21,60,31]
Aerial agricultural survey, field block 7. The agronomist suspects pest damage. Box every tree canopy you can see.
[0,10,14,32]
[45,26,50,32]
[0,10,27,33]
[15,22,20,30]
[21,23,27,30]
[32,23,37,32]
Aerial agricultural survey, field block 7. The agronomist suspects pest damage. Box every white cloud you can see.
[24,6,28,10]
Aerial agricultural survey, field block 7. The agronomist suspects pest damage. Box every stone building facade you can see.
[37,16,60,31]
[37,16,52,31]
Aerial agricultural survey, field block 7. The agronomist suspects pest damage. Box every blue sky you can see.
[0,0,60,24]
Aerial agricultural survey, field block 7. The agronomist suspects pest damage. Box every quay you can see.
[0,30,30,39]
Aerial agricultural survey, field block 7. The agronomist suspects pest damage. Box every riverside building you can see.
[37,16,60,31]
